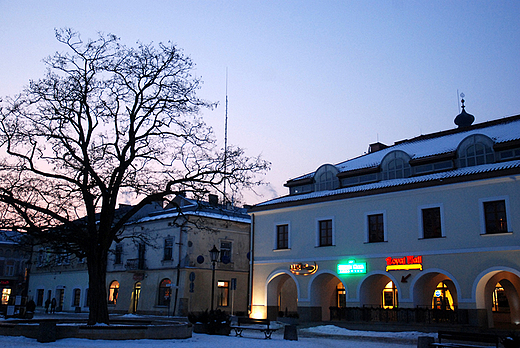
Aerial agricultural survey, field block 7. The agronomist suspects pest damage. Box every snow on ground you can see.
[0,325,431,348]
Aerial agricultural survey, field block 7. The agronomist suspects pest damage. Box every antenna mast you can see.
[223,68,229,204]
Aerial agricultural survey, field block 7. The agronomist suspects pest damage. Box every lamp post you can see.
[209,245,220,311]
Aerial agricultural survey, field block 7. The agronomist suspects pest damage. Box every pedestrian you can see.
[45,298,50,314]
[51,298,56,314]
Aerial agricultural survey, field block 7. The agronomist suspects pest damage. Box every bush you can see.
[188,309,230,335]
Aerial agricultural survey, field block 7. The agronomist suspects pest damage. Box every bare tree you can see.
[0,29,269,324]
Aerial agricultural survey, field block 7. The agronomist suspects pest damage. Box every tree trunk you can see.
[87,247,109,325]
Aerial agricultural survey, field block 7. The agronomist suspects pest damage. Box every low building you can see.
[249,105,520,329]
[27,195,251,316]
[106,195,251,316]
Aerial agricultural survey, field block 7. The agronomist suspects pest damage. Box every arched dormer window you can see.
[381,151,411,180]
[457,134,494,168]
[314,164,339,191]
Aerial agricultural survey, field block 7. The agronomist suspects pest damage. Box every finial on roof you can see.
[454,93,475,128]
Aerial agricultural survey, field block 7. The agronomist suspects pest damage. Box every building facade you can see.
[106,195,251,316]
[28,195,251,316]
[249,109,520,329]
[0,231,30,316]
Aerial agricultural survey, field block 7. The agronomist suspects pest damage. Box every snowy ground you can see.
[0,324,436,348]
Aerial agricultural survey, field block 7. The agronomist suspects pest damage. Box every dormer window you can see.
[457,134,494,168]
[314,164,339,191]
[381,151,411,180]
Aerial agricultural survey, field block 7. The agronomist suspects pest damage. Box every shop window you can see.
[220,241,232,263]
[158,279,172,306]
[108,281,119,305]
[163,237,174,261]
[431,281,454,310]
[367,213,385,243]
[336,283,346,308]
[483,200,508,234]
[317,219,333,246]
[1,288,11,305]
[73,288,81,307]
[492,282,509,312]
[382,281,398,309]
[276,224,289,250]
[217,281,229,307]
[421,207,443,239]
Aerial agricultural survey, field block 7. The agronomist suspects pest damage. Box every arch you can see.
[381,150,412,180]
[474,267,520,328]
[358,271,401,307]
[309,271,346,321]
[411,269,460,309]
[456,134,494,168]
[108,280,119,305]
[314,164,339,191]
[158,278,171,306]
[266,271,299,320]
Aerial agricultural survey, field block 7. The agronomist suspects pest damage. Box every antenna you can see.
[457,89,460,113]
[223,68,229,204]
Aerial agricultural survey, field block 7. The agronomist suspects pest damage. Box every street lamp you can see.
[209,245,220,311]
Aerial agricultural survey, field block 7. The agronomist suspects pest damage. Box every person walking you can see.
[50,298,57,314]
[45,298,50,314]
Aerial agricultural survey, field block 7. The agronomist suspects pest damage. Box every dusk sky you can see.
[1,1,519,205]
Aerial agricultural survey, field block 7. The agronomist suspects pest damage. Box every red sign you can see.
[385,255,422,271]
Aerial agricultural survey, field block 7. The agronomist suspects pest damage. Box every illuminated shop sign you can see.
[290,262,318,276]
[385,255,423,271]
[337,260,367,274]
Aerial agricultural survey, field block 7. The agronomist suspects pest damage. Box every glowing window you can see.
[108,281,119,305]
[382,281,398,309]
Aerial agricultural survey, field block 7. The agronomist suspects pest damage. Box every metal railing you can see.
[329,306,469,325]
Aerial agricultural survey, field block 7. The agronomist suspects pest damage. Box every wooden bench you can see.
[430,331,500,348]
[230,317,279,339]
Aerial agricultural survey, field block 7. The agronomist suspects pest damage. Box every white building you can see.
[28,195,251,316]
[248,106,520,329]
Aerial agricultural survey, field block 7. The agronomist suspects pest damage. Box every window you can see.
[493,282,509,312]
[36,289,44,306]
[114,243,123,265]
[336,283,346,308]
[137,242,145,269]
[163,238,174,261]
[314,164,339,192]
[382,281,398,309]
[220,241,232,263]
[108,281,119,305]
[217,281,229,307]
[318,219,333,246]
[421,206,443,239]
[367,213,385,243]
[158,279,171,306]
[1,288,11,305]
[381,151,411,180]
[276,224,289,249]
[483,200,508,234]
[457,134,494,168]
[73,289,81,307]
[5,260,15,276]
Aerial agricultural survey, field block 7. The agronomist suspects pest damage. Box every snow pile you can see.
[301,325,437,339]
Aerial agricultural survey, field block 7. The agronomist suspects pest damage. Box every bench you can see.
[230,317,279,339]
[430,331,500,348]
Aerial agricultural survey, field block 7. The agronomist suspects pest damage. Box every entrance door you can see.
[131,282,141,313]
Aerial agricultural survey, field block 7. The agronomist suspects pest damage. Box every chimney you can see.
[368,142,388,153]
[208,194,219,207]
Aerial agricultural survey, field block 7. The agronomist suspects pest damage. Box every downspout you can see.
[172,223,186,316]
[248,213,255,317]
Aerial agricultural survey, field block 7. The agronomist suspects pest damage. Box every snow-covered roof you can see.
[290,115,520,181]
[258,159,520,207]
[136,209,251,224]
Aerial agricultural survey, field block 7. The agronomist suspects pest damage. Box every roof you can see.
[290,115,520,182]
[253,114,520,210]
[134,196,251,224]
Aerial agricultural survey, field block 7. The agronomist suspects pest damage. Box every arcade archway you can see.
[266,273,298,320]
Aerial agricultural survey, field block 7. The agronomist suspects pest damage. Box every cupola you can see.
[454,95,475,128]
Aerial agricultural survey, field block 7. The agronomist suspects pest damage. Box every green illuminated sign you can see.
[337,260,366,274]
